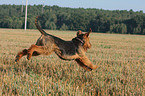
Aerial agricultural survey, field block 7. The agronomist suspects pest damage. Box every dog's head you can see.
[76,28,92,51]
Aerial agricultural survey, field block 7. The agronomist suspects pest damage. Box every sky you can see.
[0,0,145,13]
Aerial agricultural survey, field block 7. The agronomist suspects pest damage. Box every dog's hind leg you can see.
[27,44,48,60]
[75,56,98,71]
[15,49,28,62]
[27,44,43,60]
[15,48,40,62]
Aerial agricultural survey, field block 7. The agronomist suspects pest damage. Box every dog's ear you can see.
[77,30,82,36]
[84,28,92,37]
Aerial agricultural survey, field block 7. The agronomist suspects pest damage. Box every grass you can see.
[0,28,145,95]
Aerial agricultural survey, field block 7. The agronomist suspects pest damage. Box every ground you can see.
[0,29,145,95]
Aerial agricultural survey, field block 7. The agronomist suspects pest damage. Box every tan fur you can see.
[15,16,98,71]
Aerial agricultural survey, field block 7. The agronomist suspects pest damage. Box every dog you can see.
[15,16,98,71]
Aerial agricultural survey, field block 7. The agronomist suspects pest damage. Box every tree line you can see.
[0,5,145,35]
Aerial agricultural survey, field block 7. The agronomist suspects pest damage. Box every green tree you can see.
[45,20,57,30]
[0,5,145,35]
[27,18,35,29]
[110,23,127,34]
[60,23,68,30]
[90,15,110,32]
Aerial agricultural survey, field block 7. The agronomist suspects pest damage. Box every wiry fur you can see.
[15,16,98,71]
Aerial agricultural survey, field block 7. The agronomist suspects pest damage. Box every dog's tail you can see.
[35,16,47,35]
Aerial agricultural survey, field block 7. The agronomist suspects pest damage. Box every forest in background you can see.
[0,5,145,35]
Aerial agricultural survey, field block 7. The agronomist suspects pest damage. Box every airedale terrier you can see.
[15,16,98,71]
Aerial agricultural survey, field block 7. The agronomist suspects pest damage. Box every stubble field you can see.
[0,29,145,95]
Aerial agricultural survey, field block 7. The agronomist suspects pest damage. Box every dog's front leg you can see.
[75,59,92,71]
[75,56,98,71]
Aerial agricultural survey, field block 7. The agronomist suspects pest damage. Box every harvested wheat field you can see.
[0,29,145,95]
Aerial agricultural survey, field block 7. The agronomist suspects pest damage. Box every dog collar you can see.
[75,37,84,44]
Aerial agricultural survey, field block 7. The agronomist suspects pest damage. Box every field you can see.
[0,29,145,95]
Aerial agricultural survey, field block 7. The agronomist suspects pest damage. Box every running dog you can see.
[15,16,98,71]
